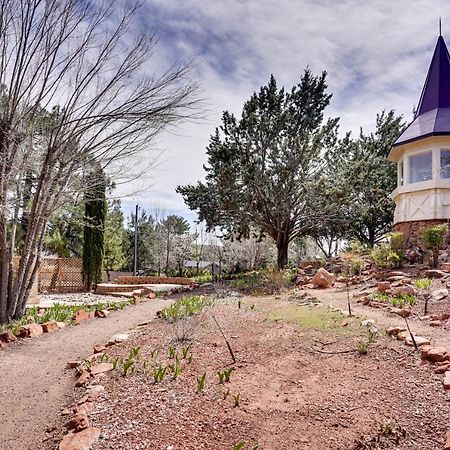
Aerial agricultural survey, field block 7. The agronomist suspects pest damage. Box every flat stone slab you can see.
[405,335,430,347]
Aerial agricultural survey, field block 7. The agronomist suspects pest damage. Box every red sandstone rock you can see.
[42,321,60,333]
[391,285,415,297]
[421,346,449,362]
[67,413,89,432]
[66,360,81,369]
[72,310,95,323]
[377,281,391,293]
[94,309,109,318]
[18,323,43,338]
[59,426,101,450]
[386,326,406,336]
[391,307,411,318]
[424,269,446,278]
[75,370,91,387]
[0,330,16,343]
[93,344,106,354]
[311,268,336,288]
[89,362,113,375]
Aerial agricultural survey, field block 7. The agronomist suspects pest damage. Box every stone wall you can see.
[393,219,450,250]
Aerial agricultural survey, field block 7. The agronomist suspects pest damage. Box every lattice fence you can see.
[38,257,85,293]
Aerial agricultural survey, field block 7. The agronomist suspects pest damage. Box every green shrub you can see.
[371,243,400,271]
[160,295,213,323]
[420,224,448,268]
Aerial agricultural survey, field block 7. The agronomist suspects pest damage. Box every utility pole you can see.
[134,204,139,276]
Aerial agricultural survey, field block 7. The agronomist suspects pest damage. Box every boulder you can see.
[42,321,60,333]
[424,269,446,278]
[18,323,43,338]
[72,310,95,323]
[89,363,113,375]
[67,413,90,432]
[311,268,336,289]
[59,427,101,450]
[432,288,449,300]
[0,330,17,343]
[391,285,415,297]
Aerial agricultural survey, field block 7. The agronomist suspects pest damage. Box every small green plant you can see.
[130,346,141,359]
[181,344,192,359]
[112,356,121,370]
[357,341,369,355]
[415,277,433,314]
[218,367,234,384]
[152,364,167,383]
[186,353,193,364]
[168,363,183,380]
[233,443,246,450]
[160,295,213,322]
[420,223,448,268]
[151,349,158,365]
[196,372,206,393]
[142,359,149,377]
[223,388,230,399]
[168,346,177,359]
[371,243,400,273]
[232,393,241,407]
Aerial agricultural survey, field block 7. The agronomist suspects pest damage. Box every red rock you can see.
[72,310,95,323]
[18,323,43,338]
[405,335,430,347]
[421,346,449,362]
[424,269,446,278]
[75,370,91,387]
[444,372,450,389]
[73,402,94,415]
[311,268,336,289]
[93,344,106,354]
[391,285,415,297]
[89,362,113,375]
[386,326,406,336]
[66,360,81,369]
[391,307,411,318]
[377,281,391,293]
[67,414,89,432]
[441,313,450,321]
[59,427,100,450]
[430,320,442,327]
[0,330,16,343]
[94,309,109,318]
[396,331,408,341]
[42,321,60,333]
[435,364,450,374]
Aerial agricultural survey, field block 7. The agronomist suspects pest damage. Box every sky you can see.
[117,0,450,224]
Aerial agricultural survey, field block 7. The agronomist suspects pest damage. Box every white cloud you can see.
[116,0,450,219]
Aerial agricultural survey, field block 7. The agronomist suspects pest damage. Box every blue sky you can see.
[117,0,450,223]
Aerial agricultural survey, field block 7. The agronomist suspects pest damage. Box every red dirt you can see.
[64,293,450,450]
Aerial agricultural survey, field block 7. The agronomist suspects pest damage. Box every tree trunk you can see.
[433,250,439,269]
[276,234,289,269]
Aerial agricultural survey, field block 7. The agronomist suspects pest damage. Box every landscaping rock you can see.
[59,426,101,450]
[67,413,89,432]
[432,288,449,300]
[391,307,411,318]
[424,269,446,278]
[66,360,81,369]
[42,321,60,333]
[391,285,415,297]
[18,323,43,338]
[405,335,430,347]
[0,330,17,343]
[79,385,104,403]
[311,268,336,289]
[72,310,95,323]
[386,326,406,336]
[396,331,408,341]
[89,362,113,375]
[435,364,449,374]
[420,346,449,362]
[75,370,91,387]
[106,333,129,346]
[94,309,109,319]
[93,344,106,354]
[377,281,391,293]
[73,402,95,416]
[443,372,450,389]
[430,320,442,327]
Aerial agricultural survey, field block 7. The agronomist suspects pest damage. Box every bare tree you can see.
[0,0,198,323]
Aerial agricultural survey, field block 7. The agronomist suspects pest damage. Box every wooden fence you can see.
[38,257,84,293]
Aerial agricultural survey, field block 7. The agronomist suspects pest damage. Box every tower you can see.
[388,35,450,247]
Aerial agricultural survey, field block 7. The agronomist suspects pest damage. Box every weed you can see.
[142,360,149,377]
[151,349,158,365]
[181,344,192,359]
[233,443,246,450]
[357,341,369,355]
[169,363,183,380]
[122,356,135,376]
[112,356,122,370]
[130,346,141,359]
[223,388,230,399]
[168,346,177,359]
[186,353,193,364]
[218,367,234,383]
[233,393,241,407]
[196,372,206,392]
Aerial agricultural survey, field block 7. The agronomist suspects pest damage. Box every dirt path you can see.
[0,297,172,450]
[309,287,450,346]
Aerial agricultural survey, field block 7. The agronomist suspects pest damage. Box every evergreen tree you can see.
[177,71,339,268]
[82,167,107,289]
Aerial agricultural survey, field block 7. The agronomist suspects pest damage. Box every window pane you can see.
[398,161,404,186]
[409,152,432,183]
[441,150,450,179]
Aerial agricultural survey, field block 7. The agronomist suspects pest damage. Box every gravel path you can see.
[0,297,172,450]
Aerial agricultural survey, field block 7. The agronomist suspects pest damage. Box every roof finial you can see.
[440,17,442,36]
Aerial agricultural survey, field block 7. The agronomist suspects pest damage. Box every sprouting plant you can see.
[196,372,206,392]
[233,442,245,450]
[367,330,378,344]
[130,346,141,359]
[112,356,122,370]
[122,356,135,376]
[82,359,92,370]
[415,278,433,314]
[186,353,193,364]
[169,363,183,380]
[168,346,177,359]
[151,349,159,365]
[379,419,393,435]
[219,367,234,383]
[142,359,149,377]
[233,393,241,407]
[153,364,167,383]
[218,371,225,384]
[181,344,192,359]
[357,341,369,355]
[99,353,109,363]
[223,388,230,399]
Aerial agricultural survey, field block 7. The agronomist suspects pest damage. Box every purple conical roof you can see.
[394,36,450,146]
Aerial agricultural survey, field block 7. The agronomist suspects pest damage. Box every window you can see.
[441,149,450,179]
[409,151,432,183]
[398,160,404,186]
